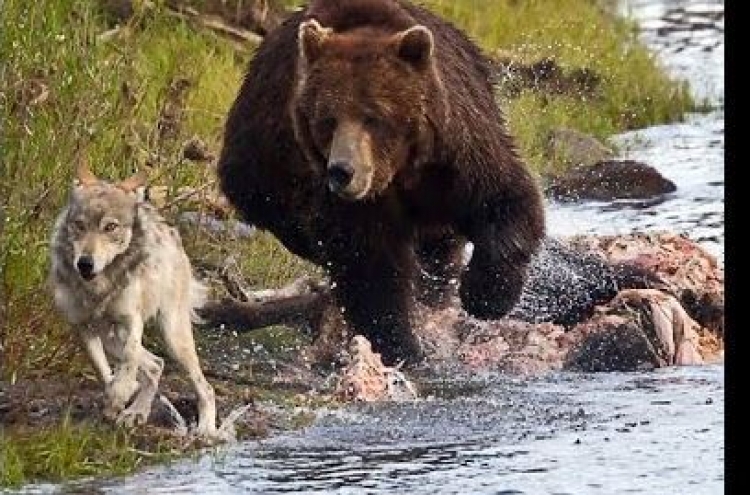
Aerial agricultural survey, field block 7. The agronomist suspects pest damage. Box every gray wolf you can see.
[49,161,221,440]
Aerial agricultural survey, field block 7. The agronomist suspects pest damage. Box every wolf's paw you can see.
[194,427,233,445]
[116,403,151,428]
[104,377,139,417]
[193,404,252,445]
[103,401,123,422]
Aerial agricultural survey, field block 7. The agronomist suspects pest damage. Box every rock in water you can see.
[545,128,614,167]
[546,160,677,202]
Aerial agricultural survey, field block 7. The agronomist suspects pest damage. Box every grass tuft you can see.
[0,413,172,488]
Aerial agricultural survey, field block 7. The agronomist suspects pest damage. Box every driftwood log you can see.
[198,276,331,332]
[165,0,290,37]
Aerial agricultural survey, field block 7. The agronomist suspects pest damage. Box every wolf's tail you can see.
[189,275,209,324]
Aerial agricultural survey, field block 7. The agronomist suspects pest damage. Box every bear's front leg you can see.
[330,246,423,366]
[415,228,466,309]
[459,194,545,320]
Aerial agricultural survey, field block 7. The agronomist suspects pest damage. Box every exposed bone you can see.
[334,335,418,402]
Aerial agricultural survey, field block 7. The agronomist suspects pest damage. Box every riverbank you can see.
[1,0,704,488]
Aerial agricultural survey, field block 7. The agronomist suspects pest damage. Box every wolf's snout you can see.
[76,255,96,280]
[327,161,355,193]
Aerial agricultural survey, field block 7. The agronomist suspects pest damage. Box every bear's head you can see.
[292,18,441,201]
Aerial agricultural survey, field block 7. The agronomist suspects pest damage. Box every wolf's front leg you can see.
[79,328,114,385]
[116,349,164,427]
[159,309,220,441]
[103,316,144,421]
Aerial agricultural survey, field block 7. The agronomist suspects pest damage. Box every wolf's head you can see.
[61,161,146,281]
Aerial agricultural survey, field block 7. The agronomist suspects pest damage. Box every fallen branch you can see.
[490,53,601,98]
[166,0,290,36]
[147,185,232,218]
[166,6,263,45]
[199,277,330,332]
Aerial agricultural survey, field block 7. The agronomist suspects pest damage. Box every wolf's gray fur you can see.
[48,163,223,440]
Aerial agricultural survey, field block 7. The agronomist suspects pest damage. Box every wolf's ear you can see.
[74,157,98,187]
[392,25,434,70]
[117,170,147,198]
[299,19,332,66]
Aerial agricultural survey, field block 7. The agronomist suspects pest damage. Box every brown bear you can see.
[217,0,546,364]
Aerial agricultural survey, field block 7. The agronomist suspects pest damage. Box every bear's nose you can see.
[327,161,355,193]
[76,255,96,280]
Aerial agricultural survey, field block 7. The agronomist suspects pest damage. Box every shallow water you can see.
[10,1,724,494]
[21,366,723,495]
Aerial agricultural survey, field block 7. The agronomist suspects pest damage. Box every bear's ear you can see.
[393,25,434,70]
[299,19,333,65]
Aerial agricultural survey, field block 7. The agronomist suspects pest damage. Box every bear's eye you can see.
[363,113,387,133]
[318,116,337,136]
[363,114,380,127]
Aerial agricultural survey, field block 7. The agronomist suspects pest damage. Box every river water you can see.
[60,367,722,495]
[11,1,724,494]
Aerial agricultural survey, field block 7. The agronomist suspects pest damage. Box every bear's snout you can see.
[327,161,355,193]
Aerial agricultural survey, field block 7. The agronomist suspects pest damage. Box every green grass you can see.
[0,414,173,488]
[1,0,698,486]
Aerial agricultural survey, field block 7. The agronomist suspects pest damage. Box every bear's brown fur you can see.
[218,0,546,364]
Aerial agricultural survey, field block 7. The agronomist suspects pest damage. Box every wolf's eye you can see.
[71,220,86,232]
[103,222,119,233]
